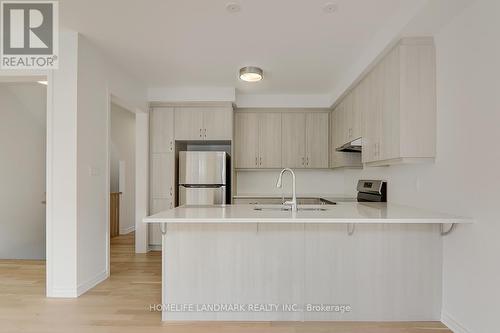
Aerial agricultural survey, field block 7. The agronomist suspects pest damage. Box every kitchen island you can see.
[144,203,471,321]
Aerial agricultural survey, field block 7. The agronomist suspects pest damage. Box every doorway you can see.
[0,81,47,261]
[109,101,136,273]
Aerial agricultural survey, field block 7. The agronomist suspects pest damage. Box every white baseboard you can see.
[120,225,135,235]
[442,311,472,333]
[76,270,108,296]
[47,287,78,298]
[148,244,162,251]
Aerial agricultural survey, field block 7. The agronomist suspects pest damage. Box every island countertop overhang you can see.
[143,203,473,224]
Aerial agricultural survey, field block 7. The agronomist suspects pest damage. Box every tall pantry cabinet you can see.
[149,107,175,247]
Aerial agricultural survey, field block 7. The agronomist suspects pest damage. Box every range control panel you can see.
[356,180,387,202]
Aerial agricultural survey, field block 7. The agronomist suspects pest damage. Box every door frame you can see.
[107,94,149,275]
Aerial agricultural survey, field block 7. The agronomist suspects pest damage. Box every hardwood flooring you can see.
[0,233,452,333]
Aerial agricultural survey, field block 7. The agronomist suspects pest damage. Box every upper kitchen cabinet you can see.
[305,113,329,168]
[362,37,436,166]
[331,88,362,151]
[282,113,307,168]
[259,113,282,168]
[150,107,174,153]
[282,111,329,169]
[174,107,204,140]
[174,104,233,141]
[203,107,233,140]
[329,109,362,169]
[235,112,281,168]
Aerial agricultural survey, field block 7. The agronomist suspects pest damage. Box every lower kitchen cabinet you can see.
[149,152,174,247]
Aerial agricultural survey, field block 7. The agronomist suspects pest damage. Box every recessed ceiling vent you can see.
[323,2,338,14]
[226,2,241,13]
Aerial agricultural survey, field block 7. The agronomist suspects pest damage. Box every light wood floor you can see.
[0,233,452,333]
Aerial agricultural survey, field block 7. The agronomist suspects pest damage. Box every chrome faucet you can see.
[276,168,297,212]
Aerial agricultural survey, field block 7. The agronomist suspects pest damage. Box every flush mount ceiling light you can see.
[37,80,48,85]
[239,66,263,82]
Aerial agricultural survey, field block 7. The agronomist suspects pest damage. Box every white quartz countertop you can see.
[233,193,357,202]
[143,203,472,224]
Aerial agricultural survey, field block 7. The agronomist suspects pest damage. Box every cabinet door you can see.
[350,89,362,141]
[259,113,282,168]
[149,153,174,247]
[149,198,172,246]
[235,113,259,168]
[361,71,375,163]
[282,113,306,168]
[335,100,346,146]
[150,107,174,153]
[364,63,384,163]
[306,113,329,168]
[151,153,174,199]
[203,107,233,140]
[381,46,400,160]
[174,108,204,140]
[330,110,362,169]
[342,93,354,143]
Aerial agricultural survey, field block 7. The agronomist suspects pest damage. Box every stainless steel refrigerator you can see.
[178,151,229,205]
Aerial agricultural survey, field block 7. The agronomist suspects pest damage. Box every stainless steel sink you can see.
[253,204,330,212]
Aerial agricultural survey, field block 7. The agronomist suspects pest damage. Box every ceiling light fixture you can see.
[37,80,48,85]
[239,66,263,82]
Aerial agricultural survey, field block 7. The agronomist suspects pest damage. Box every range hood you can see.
[336,137,362,153]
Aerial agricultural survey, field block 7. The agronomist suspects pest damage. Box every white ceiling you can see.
[59,0,424,95]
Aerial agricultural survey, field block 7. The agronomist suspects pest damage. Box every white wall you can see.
[44,32,148,297]
[46,31,79,297]
[341,1,500,331]
[236,170,347,197]
[75,35,147,296]
[110,103,136,234]
[0,83,46,259]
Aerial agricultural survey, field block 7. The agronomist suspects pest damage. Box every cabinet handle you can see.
[255,157,258,167]
[204,128,207,138]
[170,141,173,152]
[170,186,173,196]
[306,157,309,166]
[302,157,305,166]
[260,157,262,166]
[199,128,202,138]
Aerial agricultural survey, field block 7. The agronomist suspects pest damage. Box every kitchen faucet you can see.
[276,168,297,212]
